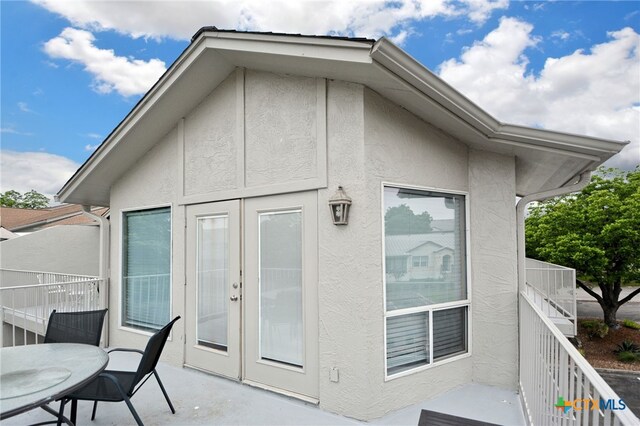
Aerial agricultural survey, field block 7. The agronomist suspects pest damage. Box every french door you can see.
[185,200,241,379]
[184,192,318,400]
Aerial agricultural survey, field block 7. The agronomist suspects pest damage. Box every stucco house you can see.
[0,205,108,276]
[54,28,626,420]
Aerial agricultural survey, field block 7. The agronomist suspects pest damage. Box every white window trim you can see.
[381,182,472,381]
[118,203,173,337]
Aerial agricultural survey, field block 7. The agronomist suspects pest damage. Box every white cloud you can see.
[1,126,33,136]
[551,30,570,41]
[43,27,167,97]
[18,102,34,113]
[463,0,509,24]
[84,144,99,151]
[0,150,80,199]
[82,133,102,139]
[438,18,640,170]
[33,0,507,42]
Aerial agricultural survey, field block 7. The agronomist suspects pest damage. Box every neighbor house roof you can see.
[0,205,109,232]
[56,28,627,206]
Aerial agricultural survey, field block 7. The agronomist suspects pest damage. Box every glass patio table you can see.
[0,343,109,421]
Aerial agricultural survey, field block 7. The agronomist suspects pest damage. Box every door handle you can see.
[230,295,238,302]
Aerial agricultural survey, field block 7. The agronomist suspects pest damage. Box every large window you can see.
[122,207,171,332]
[384,186,468,377]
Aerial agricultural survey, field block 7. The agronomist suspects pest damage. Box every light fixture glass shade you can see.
[328,186,352,225]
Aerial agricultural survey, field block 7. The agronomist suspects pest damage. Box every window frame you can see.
[412,255,428,268]
[381,183,472,380]
[119,203,173,336]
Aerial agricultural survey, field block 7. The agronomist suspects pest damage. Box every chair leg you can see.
[57,399,68,426]
[122,395,144,426]
[153,370,175,414]
[70,399,78,425]
[91,401,98,421]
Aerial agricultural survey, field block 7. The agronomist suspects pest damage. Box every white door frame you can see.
[242,191,319,401]
[184,200,241,379]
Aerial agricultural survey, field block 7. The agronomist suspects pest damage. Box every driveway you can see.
[596,369,640,419]
[576,286,640,321]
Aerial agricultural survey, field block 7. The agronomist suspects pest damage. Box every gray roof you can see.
[430,219,454,232]
[385,232,454,256]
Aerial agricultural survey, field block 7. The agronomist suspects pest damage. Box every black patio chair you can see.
[44,309,108,346]
[34,309,108,426]
[62,316,181,426]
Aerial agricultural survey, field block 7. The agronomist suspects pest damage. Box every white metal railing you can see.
[519,291,638,425]
[122,273,170,331]
[0,269,106,347]
[0,268,97,287]
[525,258,576,335]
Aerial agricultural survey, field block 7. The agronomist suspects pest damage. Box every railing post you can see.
[0,305,4,347]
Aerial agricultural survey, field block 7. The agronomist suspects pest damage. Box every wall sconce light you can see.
[328,186,352,225]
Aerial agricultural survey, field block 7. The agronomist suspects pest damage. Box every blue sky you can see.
[1,1,639,201]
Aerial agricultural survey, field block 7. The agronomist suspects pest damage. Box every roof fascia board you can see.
[57,37,209,202]
[490,137,601,161]
[203,34,373,64]
[202,30,374,49]
[370,38,627,159]
[369,61,491,143]
[498,124,627,155]
[371,38,498,135]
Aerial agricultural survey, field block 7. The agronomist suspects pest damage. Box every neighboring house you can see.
[0,204,108,234]
[0,205,108,276]
[54,29,626,421]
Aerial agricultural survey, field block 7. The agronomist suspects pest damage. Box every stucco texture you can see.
[106,69,519,420]
[109,125,184,366]
[184,73,237,195]
[0,225,99,276]
[245,70,318,187]
[469,149,518,389]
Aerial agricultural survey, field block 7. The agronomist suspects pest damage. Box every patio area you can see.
[3,349,526,425]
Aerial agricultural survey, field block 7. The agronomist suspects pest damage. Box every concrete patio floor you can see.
[2,350,526,425]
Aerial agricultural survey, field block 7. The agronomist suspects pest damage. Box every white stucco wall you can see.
[469,149,518,388]
[106,69,519,421]
[184,73,237,195]
[0,225,99,276]
[363,88,471,419]
[109,125,184,365]
[244,70,319,187]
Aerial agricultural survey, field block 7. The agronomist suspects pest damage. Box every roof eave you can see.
[370,38,627,165]
[57,32,628,206]
[56,31,374,206]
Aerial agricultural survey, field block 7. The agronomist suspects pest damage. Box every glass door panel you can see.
[259,210,303,367]
[197,215,229,351]
[185,201,240,379]
[244,192,318,400]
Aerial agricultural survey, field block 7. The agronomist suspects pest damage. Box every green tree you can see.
[525,167,640,327]
[0,190,22,207]
[384,204,432,235]
[0,189,49,209]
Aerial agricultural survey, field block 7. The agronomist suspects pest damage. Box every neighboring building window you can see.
[441,254,452,273]
[412,256,428,268]
[122,207,171,332]
[384,186,468,376]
